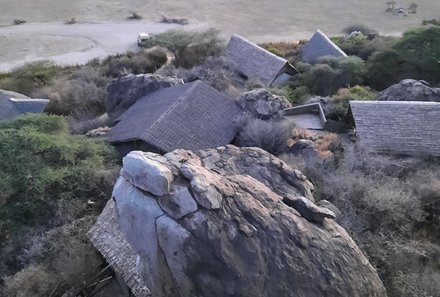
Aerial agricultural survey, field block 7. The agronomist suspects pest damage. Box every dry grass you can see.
[282,145,440,297]
[289,128,339,158]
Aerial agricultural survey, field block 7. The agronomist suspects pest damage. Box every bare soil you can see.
[0,0,438,72]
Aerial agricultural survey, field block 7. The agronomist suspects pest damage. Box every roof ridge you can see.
[140,81,201,146]
[231,34,287,63]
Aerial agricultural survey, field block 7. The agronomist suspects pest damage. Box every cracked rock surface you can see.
[378,79,440,102]
[101,145,386,297]
[237,89,291,120]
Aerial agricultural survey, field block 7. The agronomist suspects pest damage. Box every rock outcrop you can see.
[237,89,291,120]
[106,74,183,124]
[378,79,440,102]
[90,145,387,297]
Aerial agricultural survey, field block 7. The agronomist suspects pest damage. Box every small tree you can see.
[303,56,366,96]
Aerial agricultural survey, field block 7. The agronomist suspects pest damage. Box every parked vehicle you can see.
[137,32,152,47]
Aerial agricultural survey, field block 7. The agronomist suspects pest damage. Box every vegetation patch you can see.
[0,114,119,281]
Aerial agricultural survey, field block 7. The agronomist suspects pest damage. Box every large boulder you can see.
[91,146,387,297]
[377,79,440,102]
[237,89,291,120]
[106,74,183,124]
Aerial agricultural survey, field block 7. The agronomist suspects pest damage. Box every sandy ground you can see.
[0,21,202,71]
[1,0,439,72]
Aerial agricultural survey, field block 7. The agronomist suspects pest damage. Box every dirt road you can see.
[0,21,207,72]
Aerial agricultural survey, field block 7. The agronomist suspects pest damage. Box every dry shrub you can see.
[282,145,440,297]
[259,41,302,63]
[289,128,340,158]
[44,66,110,117]
[2,264,58,297]
[1,217,104,297]
[236,118,293,155]
[68,113,109,134]
[156,56,243,93]
[100,49,168,78]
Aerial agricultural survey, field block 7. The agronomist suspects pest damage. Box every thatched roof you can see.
[226,34,297,86]
[0,91,49,120]
[301,30,347,63]
[87,199,151,297]
[108,80,243,153]
[350,100,440,156]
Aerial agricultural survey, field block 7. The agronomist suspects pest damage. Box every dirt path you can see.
[0,21,204,72]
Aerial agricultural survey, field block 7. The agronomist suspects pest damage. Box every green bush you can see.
[143,29,225,68]
[303,56,366,96]
[271,85,311,105]
[332,35,397,60]
[0,114,118,265]
[100,48,168,78]
[0,61,65,96]
[325,85,376,121]
[366,26,440,89]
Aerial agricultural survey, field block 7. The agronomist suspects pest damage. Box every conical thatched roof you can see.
[350,100,440,156]
[226,34,297,86]
[301,30,347,63]
[87,199,151,297]
[0,91,49,120]
[107,80,243,153]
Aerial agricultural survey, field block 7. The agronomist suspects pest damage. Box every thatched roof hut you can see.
[301,30,347,63]
[226,34,297,86]
[0,90,49,120]
[87,199,151,297]
[350,100,440,156]
[107,80,243,155]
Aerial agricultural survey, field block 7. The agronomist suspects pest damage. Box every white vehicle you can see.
[137,32,152,46]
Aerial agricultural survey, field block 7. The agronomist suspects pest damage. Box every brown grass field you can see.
[1,0,439,38]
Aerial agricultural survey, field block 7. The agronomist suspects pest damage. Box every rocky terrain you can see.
[237,88,291,120]
[89,145,387,297]
[378,79,440,102]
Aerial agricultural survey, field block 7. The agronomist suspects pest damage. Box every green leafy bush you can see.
[100,48,168,78]
[303,56,366,96]
[332,35,397,60]
[0,114,119,273]
[271,85,311,105]
[0,61,65,96]
[143,29,225,68]
[366,26,440,89]
[325,85,376,121]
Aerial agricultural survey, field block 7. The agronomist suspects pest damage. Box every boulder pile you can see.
[378,79,440,102]
[90,145,387,297]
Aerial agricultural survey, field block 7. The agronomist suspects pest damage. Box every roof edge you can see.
[314,29,347,57]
